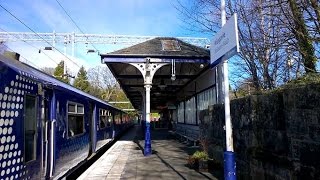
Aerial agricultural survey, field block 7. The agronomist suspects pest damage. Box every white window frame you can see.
[24,94,37,163]
[99,108,112,129]
[67,101,85,138]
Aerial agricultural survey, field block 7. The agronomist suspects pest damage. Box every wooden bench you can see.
[177,127,187,141]
[175,128,198,146]
[185,129,199,147]
[174,126,200,147]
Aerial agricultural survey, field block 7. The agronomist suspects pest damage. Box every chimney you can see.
[4,51,20,61]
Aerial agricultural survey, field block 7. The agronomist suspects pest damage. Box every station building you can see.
[100,37,216,142]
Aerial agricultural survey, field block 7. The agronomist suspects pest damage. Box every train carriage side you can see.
[51,89,93,179]
[0,55,44,180]
[113,111,123,137]
[94,102,115,153]
[0,54,135,180]
[0,55,99,179]
[44,82,125,179]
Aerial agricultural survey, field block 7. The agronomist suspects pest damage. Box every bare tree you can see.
[40,67,55,76]
[175,0,319,91]
[276,0,318,73]
[176,0,289,90]
[87,66,117,101]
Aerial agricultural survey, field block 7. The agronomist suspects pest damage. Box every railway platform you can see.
[77,125,222,180]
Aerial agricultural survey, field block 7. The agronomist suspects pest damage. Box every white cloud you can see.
[28,0,75,32]
[6,42,97,76]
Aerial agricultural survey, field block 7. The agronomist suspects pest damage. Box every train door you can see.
[24,94,40,179]
[41,94,49,179]
[45,90,57,179]
[88,102,96,156]
[111,111,115,139]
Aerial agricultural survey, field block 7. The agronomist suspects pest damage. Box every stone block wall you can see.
[200,83,320,179]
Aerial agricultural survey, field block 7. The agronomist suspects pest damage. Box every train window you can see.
[115,114,121,124]
[67,102,85,137]
[77,105,84,114]
[68,104,76,113]
[99,109,111,129]
[24,95,37,163]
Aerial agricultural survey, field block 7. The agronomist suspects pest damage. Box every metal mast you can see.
[0,31,210,47]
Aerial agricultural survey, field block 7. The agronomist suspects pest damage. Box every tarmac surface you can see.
[78,125,222,180]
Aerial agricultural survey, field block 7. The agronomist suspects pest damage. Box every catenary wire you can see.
[55,0,99,53]
[0,27,59,65]
[0,4,81,68]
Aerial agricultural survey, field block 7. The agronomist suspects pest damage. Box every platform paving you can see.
[78,125,221,180]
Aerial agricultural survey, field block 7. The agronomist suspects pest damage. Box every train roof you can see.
[0,54,124,113]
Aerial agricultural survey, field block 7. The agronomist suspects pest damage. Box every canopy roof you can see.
[100,37,210,111]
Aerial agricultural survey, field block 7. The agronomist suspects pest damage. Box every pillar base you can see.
[144,123,152,156]
[224,151,236,180]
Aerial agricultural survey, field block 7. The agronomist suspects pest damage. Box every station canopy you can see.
[100,37,210,112]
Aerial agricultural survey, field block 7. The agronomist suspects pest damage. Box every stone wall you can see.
[200,83,320,179]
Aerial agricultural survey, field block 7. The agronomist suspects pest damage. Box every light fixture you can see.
[171,74,176,81]
[200,64,204,68]
[171,59,176,81]
[87,49,96,53]
[39,46,53,53]
[44,47,53,50]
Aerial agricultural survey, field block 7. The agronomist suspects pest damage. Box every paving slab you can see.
[78,125,222,180]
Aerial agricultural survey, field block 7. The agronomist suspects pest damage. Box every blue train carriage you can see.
[94,102,123,152]
[0,54,128,179]
[0,54,44,180]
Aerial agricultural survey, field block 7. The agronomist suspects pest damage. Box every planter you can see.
[187,156,199,170]
[208,159,222,172]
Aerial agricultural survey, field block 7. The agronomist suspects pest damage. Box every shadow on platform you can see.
[119,125,223,180]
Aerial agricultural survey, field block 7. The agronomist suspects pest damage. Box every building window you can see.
[185,97,196,124]
[177,101,184,123]
[197,87,217,123]
[68,102,85,137]
[99,109,111,128]
[24,95,37,163]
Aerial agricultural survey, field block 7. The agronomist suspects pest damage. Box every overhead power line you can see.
[54,0,99,52]
[1,43,41,69]
[0,27,59,65]
[0,4,81,68]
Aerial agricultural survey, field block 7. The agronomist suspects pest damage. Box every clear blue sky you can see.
[1,0,202,36]
[0,0,211,73]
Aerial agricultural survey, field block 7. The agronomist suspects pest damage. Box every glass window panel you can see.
[178,102,184,123]
[196,87,218,124]
[24,95,37,162]
[99,109,111,128]
[68,104,76,113]
[77,105,84,114]
[99,116,106,129]
[115,114,121,124]
[68,102,85,137]
[68,115,84,136]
